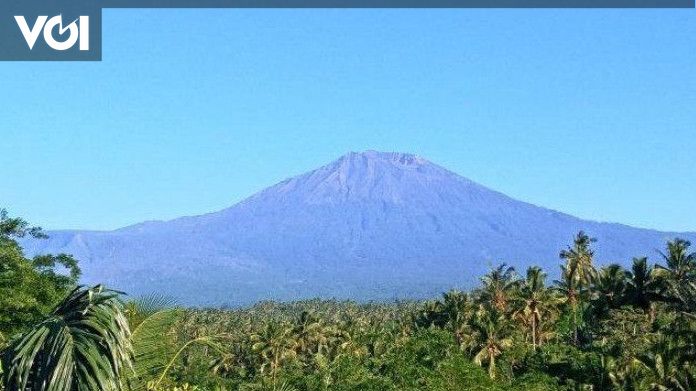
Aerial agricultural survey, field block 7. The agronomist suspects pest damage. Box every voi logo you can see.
[14,15,89,51]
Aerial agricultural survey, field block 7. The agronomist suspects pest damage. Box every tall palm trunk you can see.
[568,289,579,346]
[572,304,578,346]
[531,315,537,351]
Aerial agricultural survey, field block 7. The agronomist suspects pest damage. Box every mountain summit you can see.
[21,151,696,305]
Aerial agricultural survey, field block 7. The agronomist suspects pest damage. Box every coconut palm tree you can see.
[462,306,512,379]
[658,239,696,280]
[514,266,560,350]
[413,300,449,329]
[251,322,297,389]
[441,290,469,326]
[592,264,629,317]
[291,310,342,371]
[625,257,664,322]
[1,285,133,391]
[607,355,644,391]
[655,239,696,309]
[292,311,322,357]
[555,263,586,345]
[479,264,520,314]
[441,290,471,345]
[679,281,696,316]
[556,232,597,345]
[560,231,597,288]
[634,337,695,391]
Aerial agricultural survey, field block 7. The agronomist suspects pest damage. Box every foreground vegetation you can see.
[1,210,695,390]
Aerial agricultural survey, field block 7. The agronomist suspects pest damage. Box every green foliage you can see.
[151,233,695,391]
[0,210,81,338]
[0,209,46,245]
[129,304,183,391]
[428,354,500,391]
[145,383,202,391]
[380,328,453,389]
[521,343,604,388]
[510,372,565,391]
[317,355,393,391]
[1,285,133,391]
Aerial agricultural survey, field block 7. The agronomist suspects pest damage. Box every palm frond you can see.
[129,309,182,391]
[125,294,178,331]
[1,285,133,391]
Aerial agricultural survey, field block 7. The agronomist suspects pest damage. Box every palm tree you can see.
[678,281,696,316]
[556,232,597,345]
[514,266,560,350]
[559,231,597,288]
[634,337,695,391]
[607,355,644,391]
[655,239,696,308]
[291,310,341,371]
[441,290,469,326]
[413,300,449,329]
[1,285,133,391]
[441,290,471,345]
[292,311,322,357]
[625,257,663,322]
[479,263,519,313]
[554,263,584,345]
[251,322,298,389]
[658,239,696,280]
[463,306,512,379]
[592,264,628,314]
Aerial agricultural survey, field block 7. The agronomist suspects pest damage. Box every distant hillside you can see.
[20,151,696,305]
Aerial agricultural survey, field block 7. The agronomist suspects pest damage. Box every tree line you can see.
[0,209,694,390]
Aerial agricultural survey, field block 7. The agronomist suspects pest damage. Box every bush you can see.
[521,343,602,388]
[428,354,501,391]
[511,372,567,391]
[380,328,454,389]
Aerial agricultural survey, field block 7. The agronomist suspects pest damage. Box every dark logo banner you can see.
[1,0,693,61]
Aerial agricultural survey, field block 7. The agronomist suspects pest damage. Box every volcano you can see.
[20,151,696,305]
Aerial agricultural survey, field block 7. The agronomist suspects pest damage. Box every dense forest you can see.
[1,209,695,390]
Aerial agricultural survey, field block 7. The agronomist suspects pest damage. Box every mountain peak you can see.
[273,150,466,205]
[339,150,428,167]
[327,150,445,180]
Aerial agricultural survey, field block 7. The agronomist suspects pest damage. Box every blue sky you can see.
[0,9,694,232]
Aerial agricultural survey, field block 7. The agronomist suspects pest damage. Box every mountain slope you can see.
[20,151,696,305]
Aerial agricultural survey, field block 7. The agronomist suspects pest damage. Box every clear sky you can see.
[0,9,694,232]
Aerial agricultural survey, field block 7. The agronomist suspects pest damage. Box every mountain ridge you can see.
[20,151,696,305]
